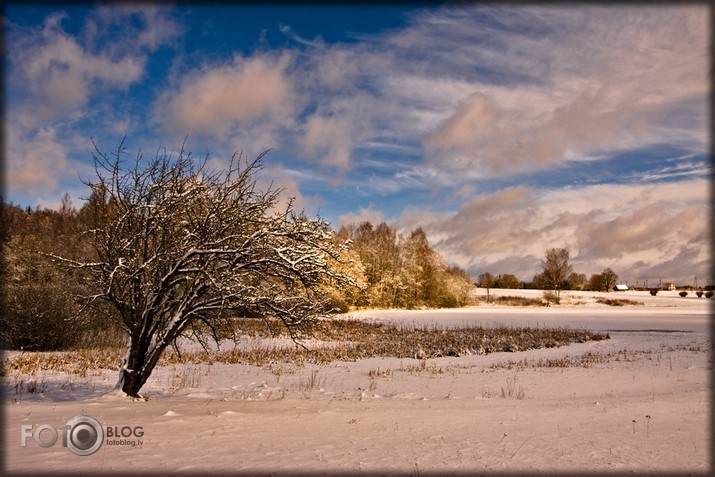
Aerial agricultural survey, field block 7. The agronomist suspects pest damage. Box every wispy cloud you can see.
[632,156,711,183]
[4,5,708,284]
[279,23,324,48]
[379,5,708,178]
[149,5,707,186]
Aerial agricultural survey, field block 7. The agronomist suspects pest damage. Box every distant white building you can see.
[614,284,629,291]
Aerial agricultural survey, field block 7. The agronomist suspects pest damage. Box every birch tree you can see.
[477,272,495,302]
[53,139,354,398]
[540,248,573,304]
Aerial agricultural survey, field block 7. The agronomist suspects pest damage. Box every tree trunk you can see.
[116,366,144,398]
[115,345,145,397]
[115,339,166,398]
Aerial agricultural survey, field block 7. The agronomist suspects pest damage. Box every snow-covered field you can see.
[3,289,712,474]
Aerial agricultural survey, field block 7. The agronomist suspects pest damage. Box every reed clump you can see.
[3,317,609,374]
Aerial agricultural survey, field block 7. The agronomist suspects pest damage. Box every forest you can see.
[1,196,473,353]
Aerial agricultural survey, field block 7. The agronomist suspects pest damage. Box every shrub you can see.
[484,295,546,307]
[323,292,350,314]
[649,289,658,296]
[679,291,688,297]
[696,290,704,298]
[705,291,713,298]
[542,290,558,305]
[2,283,86,351]
[595,297,643,307]
[2,282,125,352]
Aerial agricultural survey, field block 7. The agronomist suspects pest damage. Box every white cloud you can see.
[402,179,709,283]
[337,207,386,229]
[290,46,389,175]
[257,164,326,218]
[154,53,297,138]
[6,6,182,198]
[7,127,67,193]
[383,5,709,177]
[300,113,354,172]
[4,126,94,204]
[312,48,362,92]
[85,5,182,53]
[131,6,183,50]
[423,93,501,154]
[146,5,708,186]
[9,12,145,126]
[298,94,376,174]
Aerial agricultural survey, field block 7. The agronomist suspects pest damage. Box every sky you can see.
[3,3,711,286]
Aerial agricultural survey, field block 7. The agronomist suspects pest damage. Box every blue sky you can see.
[4,4,710,285]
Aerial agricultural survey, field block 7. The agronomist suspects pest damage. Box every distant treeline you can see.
[476,267,622,292]
[1,199,474,350]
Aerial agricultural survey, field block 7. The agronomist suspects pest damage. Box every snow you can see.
[3,289,711,473]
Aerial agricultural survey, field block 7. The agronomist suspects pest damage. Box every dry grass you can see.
[474,295,546,306]
[480,375,525,399]
[491,351,616,370]
[595,297,644,306]
[489,342,710,370]
[9,376,48,395]
[166,365,203,390]
[3,348,124,377]
[2,317,609,375]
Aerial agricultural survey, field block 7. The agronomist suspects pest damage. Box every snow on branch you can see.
[55,139,358,397]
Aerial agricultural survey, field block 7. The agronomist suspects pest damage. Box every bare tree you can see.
[567,272,588,291]
[601,267,619,292]
[540,248,572,304]
[494,274,520,289]
[51,139,354,397]
[477,272,495,303]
